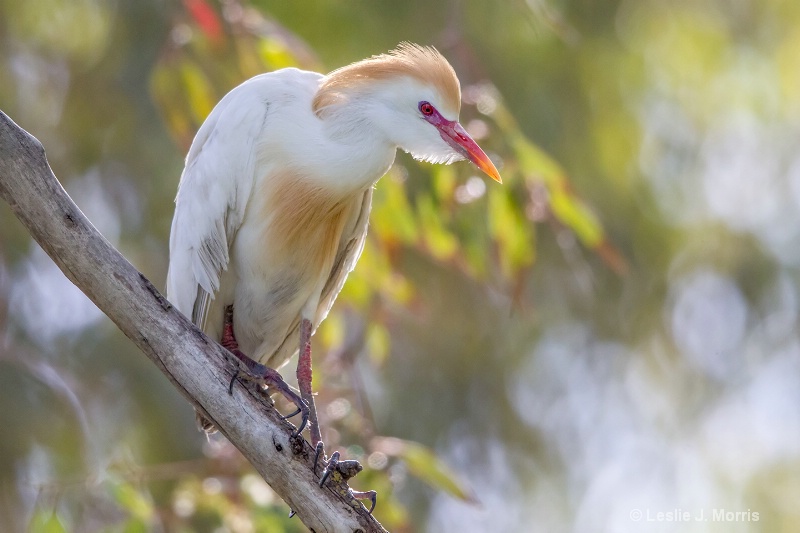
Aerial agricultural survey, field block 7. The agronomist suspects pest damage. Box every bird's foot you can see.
[314,443,376,513]
[351,489,378,515]
[227,350,309,436]
[222,305,308,435]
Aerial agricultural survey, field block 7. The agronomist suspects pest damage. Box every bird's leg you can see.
[223,306,309,435]
[297,318,322,447]
[297,318,376,510]
[221,305,240,352]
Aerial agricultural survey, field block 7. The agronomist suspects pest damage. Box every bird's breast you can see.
[257,171,354,273]
[227,170,357,359]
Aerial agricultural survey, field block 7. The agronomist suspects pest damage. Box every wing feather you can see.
[166,83,271,329]
[314,187,373,327]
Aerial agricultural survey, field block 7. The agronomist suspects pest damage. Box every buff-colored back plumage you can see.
[313,42,461,116]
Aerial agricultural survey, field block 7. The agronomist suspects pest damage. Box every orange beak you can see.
[436,120,502,184]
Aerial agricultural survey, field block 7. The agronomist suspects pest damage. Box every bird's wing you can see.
[314,187,374,328]
[166,85,271,329]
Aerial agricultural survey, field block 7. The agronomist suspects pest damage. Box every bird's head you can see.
[313,43,502,184]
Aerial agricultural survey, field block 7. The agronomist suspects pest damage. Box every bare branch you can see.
[0,109,386,533]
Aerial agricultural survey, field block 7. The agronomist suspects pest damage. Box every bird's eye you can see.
[419,102,435,116]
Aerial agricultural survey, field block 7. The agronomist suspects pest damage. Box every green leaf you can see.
[373,437,477,503]
[122,518,149,533]
[179,63,217,125]
[149,62,195,147]
[371,173,419,245]
[257,37,300,70]
[431,163,457,203]
[417,193,459,261]
[492,98,613,256]
[488,188,535,277]
[550,186,604,247]
[111,481,154,521]
[29,511,68,533]
[366,323,390,365]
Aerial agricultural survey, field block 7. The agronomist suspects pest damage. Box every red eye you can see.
[419,102,434,116]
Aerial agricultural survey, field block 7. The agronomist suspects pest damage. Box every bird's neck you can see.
[312,104,398,194]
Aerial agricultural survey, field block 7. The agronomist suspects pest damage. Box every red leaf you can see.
[183,0,223,43]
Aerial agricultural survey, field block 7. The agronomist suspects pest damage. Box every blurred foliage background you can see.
[1,0,800,531]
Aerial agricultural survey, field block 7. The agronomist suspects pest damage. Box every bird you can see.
[166,42,502,458]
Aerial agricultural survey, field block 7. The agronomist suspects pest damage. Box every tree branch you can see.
[0,110,386,533]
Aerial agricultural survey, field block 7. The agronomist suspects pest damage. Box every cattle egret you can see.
[166,43,501,462]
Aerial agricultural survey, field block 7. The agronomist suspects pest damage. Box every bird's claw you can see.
[351,489,377,514]
[316,444,364,483]
[227,354,309,436]
[283,403,309,437]
[227,369,239,395]
[319,450,339,487]
[313,441,326,473]
[315,448,375,512]
[282,405,303,420]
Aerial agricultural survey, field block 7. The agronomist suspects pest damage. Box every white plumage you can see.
[167,68,379,368]
[166,44,501,441]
